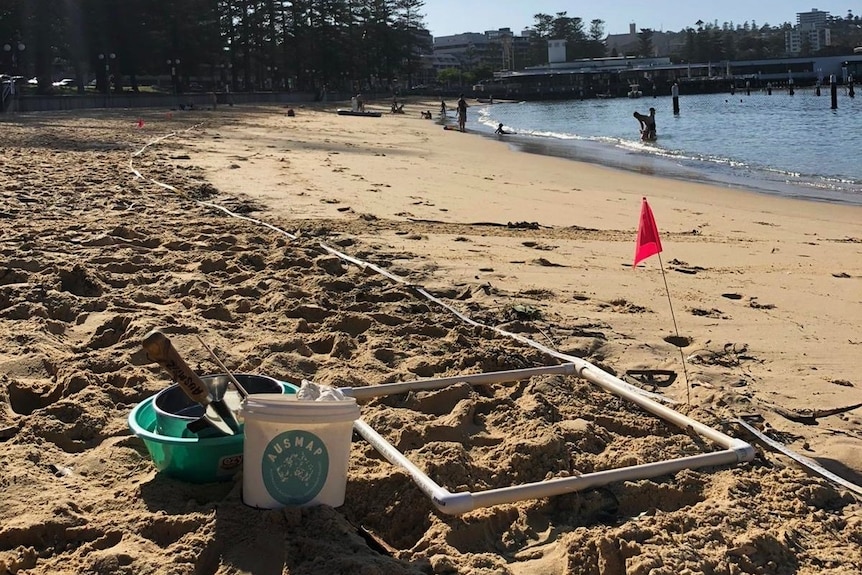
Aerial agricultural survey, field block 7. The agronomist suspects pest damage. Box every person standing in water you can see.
[671,82,680,115]
[633,107,657,141]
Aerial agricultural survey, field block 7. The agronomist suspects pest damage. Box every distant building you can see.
[785,9,832,55]
[432,28,532,72]
[413,52,461,86]
[798,8,829,29]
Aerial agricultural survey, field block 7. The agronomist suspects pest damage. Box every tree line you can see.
[527,11,862,64]
[3,3,861,95]
[0,0,427,94]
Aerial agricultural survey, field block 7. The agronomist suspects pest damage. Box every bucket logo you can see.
[262,430,329,505]
[218,454,243,474]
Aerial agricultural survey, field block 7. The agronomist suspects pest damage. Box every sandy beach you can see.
[1,101,860,574]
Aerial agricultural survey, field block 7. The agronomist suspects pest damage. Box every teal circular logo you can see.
[261,430,329,505]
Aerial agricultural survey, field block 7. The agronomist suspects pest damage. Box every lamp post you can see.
[3,41,25,75]
[98,52,116,94]
[167,58,180,96]
[265,65,279,91]
[3,41,25,112]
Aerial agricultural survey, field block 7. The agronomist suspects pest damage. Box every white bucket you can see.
[240,393,359,509]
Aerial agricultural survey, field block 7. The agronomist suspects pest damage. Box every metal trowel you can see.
[142,329,239,436]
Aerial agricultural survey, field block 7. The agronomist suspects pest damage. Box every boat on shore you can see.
[336,109,382,117]
[476,97,520,104]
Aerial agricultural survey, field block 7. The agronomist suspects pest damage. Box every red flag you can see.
[633,197,662,267]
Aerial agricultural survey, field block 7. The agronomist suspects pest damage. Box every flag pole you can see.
[655,251,691,405]
[633,197,691,406]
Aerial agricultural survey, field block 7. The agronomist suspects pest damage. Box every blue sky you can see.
[421,1,854,37]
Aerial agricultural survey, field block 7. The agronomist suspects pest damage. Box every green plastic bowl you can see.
[128,380,296,483]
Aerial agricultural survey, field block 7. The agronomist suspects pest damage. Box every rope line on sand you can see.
[128,127,862,499]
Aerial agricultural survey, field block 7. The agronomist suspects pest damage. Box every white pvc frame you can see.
[345,363,755,515]
[128,141,755,515]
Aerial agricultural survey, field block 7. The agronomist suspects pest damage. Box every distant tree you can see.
[527,11,589,60]
[637,28,654,57]
[585,18,606,58]
[722,29,736,60]
[683,28,696,61]
[393,0,426,88]
[471,64,493,83]
[526,12,554,66]
[436,67,459,86]
[588,19,604,42]
[0,0,429,96]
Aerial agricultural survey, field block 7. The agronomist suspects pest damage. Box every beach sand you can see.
[0,102,860,574]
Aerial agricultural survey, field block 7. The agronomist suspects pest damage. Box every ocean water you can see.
[469,89,862,205]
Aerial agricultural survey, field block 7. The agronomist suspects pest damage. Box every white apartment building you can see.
[785,8,832,54]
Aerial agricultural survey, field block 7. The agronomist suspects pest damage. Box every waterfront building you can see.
[476,48,862,101]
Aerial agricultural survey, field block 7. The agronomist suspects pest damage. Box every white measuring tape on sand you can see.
[734,418,862,498]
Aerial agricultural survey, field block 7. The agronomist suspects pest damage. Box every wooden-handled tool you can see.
[142,329,238,436]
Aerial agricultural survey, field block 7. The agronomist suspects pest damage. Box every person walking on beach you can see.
[457,94,468,132]
[440,99,447,117]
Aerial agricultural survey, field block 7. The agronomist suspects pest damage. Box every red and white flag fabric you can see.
[633,197,662,267]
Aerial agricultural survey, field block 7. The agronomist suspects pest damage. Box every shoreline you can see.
[496,132,862,207]
[466,96,862,207]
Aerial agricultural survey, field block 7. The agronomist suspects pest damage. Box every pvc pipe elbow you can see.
[432,491,474,515]
[731,439,756,463]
